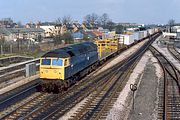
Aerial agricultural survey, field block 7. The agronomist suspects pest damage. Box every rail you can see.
[167,43,180,62]
[0,32,161,120]
[14,33,160,120]
[149,46,180,120]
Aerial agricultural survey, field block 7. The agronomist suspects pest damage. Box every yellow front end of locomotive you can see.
[40,58,69,80]
[40,67,65,80]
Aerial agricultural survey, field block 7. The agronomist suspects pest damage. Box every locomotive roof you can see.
[42,42,97,58]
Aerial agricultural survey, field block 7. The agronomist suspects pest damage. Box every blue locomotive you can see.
[40,42,99,92]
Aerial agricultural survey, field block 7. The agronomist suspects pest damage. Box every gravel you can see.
[127,59,160,120]
[106,51,163,120]
[152,36,180,71]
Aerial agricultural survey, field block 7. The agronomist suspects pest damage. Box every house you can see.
[40,22,68,37]
[25,22,36,28]
[60,24,67,35]
[0,28,45,41]
[93,31,103,39]
[40,25,55,37]
[71,29,99,41]
[71,30,84,40]
[0,18,15,28]
[172,26,180,32]
[82,30,97,40]
[72,23,79,32]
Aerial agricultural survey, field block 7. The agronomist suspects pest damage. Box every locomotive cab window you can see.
[41,59,51,65]
[52,59,63,66]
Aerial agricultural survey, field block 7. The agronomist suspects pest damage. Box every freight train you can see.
[40,29,160,93]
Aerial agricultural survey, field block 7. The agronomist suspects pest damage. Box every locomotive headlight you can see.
[54,70,57,73]
[45,70,48,73]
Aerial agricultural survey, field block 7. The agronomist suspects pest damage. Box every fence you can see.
[0,38,91,55]
[0,40,69,56]
[0,42,40,54]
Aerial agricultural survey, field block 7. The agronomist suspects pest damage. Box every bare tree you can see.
[168,19,175,26]
[84,13,99,28]
[84,14,91,24]
[17,21,23,28]
[62,15,72,25]
[99,13,110,28]
[55,17,62,24]
[106,20,115,31]
[91,13,98,24]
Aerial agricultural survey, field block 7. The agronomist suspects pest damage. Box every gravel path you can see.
[127,59,161,120]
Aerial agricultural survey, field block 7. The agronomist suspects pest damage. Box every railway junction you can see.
[0,31,180,120]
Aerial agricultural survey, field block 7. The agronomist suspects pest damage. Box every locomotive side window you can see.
[52,59,63,66]
[42,59,51,65]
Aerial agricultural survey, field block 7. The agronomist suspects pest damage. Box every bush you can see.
[54,32,74,44]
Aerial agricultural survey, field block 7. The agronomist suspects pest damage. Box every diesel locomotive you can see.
[40,42,99,92]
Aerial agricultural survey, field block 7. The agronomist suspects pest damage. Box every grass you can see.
[0,50,46,59]
[0,54,16,58]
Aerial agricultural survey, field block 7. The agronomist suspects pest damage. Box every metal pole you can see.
[100,43,102,58]
[133,91,135,110]
[130,84,137,110]
[1,45,3,55]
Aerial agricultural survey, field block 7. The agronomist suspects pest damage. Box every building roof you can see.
[7,28,44,33]
[71,31,84,39]
[0,28,11,35]
[93,31,103,36]
[0,28,44,35]
[40,22,56,26]
[83,31,97,38]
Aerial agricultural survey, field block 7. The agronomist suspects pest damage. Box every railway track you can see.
[0,33,161,120]
[0,59,40,87]
[0,48,124,119]
[0,36,128,119]
[0,56,33,67]
[0,62,117,119]
[69,52,140,120]
[0,33,159,120]
[149,46,180,120]
[0,54,125,119]
[167,43,180,62]
[0,80,40,111]
[0,92,52,120]
[0,58,39,75]
[65,33,160,120]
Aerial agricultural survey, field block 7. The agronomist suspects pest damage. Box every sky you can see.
[0,0,179,24]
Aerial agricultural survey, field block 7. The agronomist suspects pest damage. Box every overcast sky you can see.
[0,0,179,24]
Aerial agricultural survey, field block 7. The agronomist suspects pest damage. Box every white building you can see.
[40,24,67,37]
[40,25,55,37]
